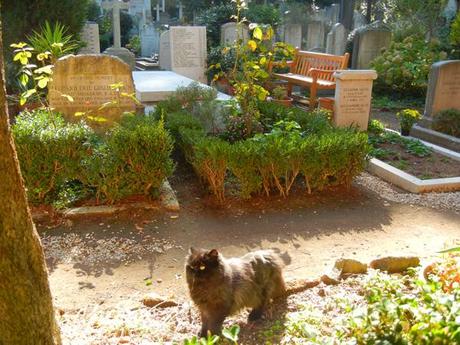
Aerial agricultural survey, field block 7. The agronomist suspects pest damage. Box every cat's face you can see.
[186,248,220,278]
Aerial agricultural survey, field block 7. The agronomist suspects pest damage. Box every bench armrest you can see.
[309,68,336,83]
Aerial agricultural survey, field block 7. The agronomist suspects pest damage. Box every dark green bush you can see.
[83,116,174,203]
[170,103,369,201]
[432,109,460,138]
[12,110,93,203]
[13,110,174,205]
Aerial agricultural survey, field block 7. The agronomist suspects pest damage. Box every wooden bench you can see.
[271,50,350,109]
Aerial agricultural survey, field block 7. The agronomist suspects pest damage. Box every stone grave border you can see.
[32,180,179,221]
[411,124,460,153]
[367,129,460,193]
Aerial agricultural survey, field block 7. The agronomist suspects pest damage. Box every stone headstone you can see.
[79,22,100,54]
[159,26,207,83]
[283,23,302,49]
[326,23,347,55]
[102,0,135,69]
[129,0,144,16]
[333,70,377,130]
[306,21,326,51]
[353,10,366,29]
[326,4,340,25]
[159,30,171,70]
[444,0,458,20]
[352,29,391,69]
[140,24,160,57]
[424,60,460,120]
[48,55,136,129]
[220,22,249,46]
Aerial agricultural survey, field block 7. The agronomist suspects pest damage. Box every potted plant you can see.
[270,86,293,107]
[396,108,422,136]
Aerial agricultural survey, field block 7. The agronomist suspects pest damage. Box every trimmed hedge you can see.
[167,103,370,201]
[12,110,174,205]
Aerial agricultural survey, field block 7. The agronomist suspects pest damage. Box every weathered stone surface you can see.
[424,60,460,119]
[142,293,177,308]
[48,54,136,129]
[220,22,249,46]
[159,26,207,83]
[159,180,180,212]
[352,29,391,69]
[326,23,347,55]
[79,22,100,54]
[282,23,302,49]
[306,20,326,51]
[369,256,420,273]
[333,69,377,130]
[334,258,367,275]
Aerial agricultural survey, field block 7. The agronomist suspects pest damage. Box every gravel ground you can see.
[356,172,460,212]
[57,274,372,345]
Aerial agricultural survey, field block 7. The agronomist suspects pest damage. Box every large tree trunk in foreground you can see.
[0,16,62,345]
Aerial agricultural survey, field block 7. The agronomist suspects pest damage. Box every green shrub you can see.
[370,37,447,96]
[13,110,174,205]
[12,110,93,203]
[83,116,174,203]
[432,109,460,138]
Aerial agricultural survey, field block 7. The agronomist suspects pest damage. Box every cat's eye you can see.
[199,265,206,270]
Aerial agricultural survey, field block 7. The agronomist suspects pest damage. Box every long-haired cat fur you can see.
[185,248,286,337]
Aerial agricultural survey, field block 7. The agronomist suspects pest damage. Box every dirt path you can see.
[41,166,460,314]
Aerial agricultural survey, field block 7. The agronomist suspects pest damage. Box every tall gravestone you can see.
[353,10,366,29]
[102,0,135,69]
[159,30,171,70]
[48,55,136,129]
[159,26,207,83]
[352,28,391,69]
[79,22,101,54]
[306,20,326,51]
[333,69,378,130]
[424,60,460,120]
[326,4,340,25]
[140,24,160,57]
[283,23,302,49]
[326,23,347,55]
[220,22,249,45]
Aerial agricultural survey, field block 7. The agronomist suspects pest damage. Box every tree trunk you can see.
[0,14,62,345]
[366,0,373,23]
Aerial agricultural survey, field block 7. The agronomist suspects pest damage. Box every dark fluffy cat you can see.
[185,248,286,337]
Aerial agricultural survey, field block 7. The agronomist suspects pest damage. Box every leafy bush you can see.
[432,109,460,138]
[169,102,369,201]
[370,37,447,96]
[195,3,236,48]
[13,110,174,205]
[83,116,174,203]
[12,110,93,203]
[207,45,237,82]
[245,4,280,28]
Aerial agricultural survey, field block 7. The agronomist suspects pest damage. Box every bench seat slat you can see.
[273,73,336,88]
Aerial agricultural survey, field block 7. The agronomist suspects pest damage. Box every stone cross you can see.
[102,0,129,49]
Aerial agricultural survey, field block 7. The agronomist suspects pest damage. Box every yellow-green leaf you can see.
[253,27,263,41]
[74,112,86,117]
[19,74,29,87]
[62,94,74,102]
[37,77,49,89]
[88,116,108,122]
[247,40,257,52]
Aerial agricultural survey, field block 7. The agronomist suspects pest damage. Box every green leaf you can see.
[74,112,86,117]
[253,27,263,41]
[19,74,29,87]
[10,42,28,49]
[438,246,460,253]
[37,77,49,89]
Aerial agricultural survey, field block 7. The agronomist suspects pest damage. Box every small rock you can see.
[334,258,367,276]
[317,288,326,297]
[320,273,340,285]
[142,292,177,308]
[156,278,163,283]
[370,256,420,273]
[285,278,320,294]
[118,337,130,344]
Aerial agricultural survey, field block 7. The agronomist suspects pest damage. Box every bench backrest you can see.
[291,50,350,82]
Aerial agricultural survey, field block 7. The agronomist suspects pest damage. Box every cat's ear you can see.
[208,249,219,258]
[189,247,198,255]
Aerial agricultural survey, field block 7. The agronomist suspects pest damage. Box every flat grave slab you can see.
[133,71,232,103]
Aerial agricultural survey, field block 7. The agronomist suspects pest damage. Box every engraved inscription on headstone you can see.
[333,70,377,130]
[48,55,136,129]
